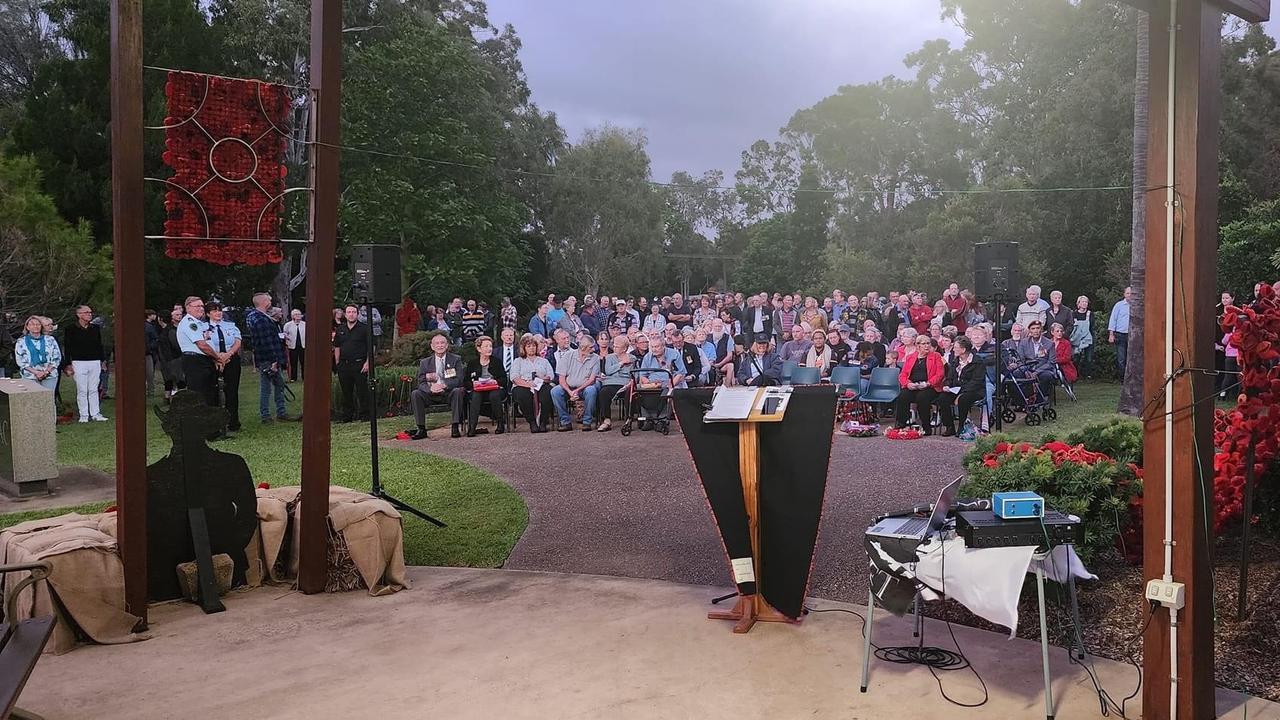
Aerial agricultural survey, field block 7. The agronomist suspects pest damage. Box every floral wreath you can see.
[885,427,923,440]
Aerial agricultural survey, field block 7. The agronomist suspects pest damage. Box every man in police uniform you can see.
[178,296,220,407]
[206,302,243,434]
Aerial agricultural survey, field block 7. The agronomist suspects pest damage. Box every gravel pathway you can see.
[389,424,966,603]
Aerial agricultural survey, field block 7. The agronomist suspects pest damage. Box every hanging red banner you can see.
[161,71,290,265]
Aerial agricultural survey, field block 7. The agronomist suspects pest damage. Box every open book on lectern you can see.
[703,386,792,422]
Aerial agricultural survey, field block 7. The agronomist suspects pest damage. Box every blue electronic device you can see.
[992,491,1045,519]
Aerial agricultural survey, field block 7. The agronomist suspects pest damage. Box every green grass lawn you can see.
[994,379,1234,443]
[996,380,1130,442]
[10,383,527,568]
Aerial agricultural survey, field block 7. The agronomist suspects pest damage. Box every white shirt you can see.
[283,319,306,349]
[500,343,516,374]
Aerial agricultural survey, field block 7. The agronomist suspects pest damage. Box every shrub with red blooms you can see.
[1215,284,1280,533]
[162,71,290,265]
[962,436,1143,563]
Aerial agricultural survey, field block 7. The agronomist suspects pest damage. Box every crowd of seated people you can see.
[399,282,1114,440]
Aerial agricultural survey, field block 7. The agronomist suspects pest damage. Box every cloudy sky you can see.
[485,0,1279,183]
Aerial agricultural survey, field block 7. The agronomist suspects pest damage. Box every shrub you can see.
[1065,418,1143,466]
[387,331,449,366]
[961,436,1142,564]
[1089,342,1122,381]
[330,365,419,418]
[387,330,481,367]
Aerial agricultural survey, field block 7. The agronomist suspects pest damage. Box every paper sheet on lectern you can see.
[703,387,758,422]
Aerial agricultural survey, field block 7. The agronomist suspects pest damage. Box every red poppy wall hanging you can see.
[161,71,290,265]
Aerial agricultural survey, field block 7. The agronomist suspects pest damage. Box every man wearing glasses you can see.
[62,304,108,422]
[177,296,220,408]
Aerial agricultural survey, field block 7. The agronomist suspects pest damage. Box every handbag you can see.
[472,378,499,392]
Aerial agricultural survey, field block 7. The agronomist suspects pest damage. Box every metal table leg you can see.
[1034,554,1055,720]
[1066,572,1085,660]
[860,586,874,693]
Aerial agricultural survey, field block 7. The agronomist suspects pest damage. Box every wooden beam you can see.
[1122,0,1270,22]
[298,0,341,594]
[1141,2,1221,718]
[109,0,147,623]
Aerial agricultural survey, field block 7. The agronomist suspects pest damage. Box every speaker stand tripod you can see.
[360,296,445,528]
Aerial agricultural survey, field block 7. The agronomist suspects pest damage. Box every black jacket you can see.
[464,357,508,390]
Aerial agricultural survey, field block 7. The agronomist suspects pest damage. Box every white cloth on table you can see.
[883,534,1095,637]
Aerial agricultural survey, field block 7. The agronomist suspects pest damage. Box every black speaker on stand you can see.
[974,241,1019,431]
[350,244,445,528]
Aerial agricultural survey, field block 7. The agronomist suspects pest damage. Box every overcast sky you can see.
[485,0,1280,183]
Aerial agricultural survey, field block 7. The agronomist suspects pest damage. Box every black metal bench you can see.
[0,561,55,720]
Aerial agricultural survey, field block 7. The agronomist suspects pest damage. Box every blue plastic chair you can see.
[858,367,901,404]
[780,361,799,384]
[829,365,861,393]
[789,366,821,385]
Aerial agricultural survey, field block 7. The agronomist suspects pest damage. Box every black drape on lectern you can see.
[758,385,837,618]
[671,389,757,597]
[673,386,836,618]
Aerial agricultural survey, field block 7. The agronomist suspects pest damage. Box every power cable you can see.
[312,138,1138,198]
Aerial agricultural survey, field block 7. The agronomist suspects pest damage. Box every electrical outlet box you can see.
[993,491,1044,519]
[1145,579,1186,610]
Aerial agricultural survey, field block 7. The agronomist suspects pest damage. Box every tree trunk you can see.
[271,252,293,314]
[1119,12,1148,416]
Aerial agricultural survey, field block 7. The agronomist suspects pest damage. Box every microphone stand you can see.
[361,293,445,527]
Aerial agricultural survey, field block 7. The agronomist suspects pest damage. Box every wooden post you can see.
[298,0,342,594]
[109,0,147,623]
[1140,1,1222,717]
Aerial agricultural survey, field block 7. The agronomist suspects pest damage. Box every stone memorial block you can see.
[0,378,57,497]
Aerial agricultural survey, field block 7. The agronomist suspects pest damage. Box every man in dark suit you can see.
[409,333,466,439]
[737,333,783,386]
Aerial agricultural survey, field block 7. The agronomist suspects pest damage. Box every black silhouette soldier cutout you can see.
[146,391,257,612]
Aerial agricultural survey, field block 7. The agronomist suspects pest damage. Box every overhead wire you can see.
[312,138,1138,197]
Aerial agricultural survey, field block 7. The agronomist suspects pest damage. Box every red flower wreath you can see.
[885,427,923,440]
[162,71,290,266]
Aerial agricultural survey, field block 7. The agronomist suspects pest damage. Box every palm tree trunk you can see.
[1119,11,1149,416]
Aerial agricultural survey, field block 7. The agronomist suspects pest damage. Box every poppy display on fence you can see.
[161,70,290,265]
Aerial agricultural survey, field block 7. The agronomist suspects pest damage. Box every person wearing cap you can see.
[737,333,781,386]
[608,299,635,333]
[204,302,243,434]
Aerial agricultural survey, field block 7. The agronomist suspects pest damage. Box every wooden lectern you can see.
[673,385,836,635]
[706,388,794,633]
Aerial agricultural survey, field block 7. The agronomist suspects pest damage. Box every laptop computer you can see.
[866,475,963,563]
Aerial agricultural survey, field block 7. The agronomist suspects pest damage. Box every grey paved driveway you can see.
[391,425,966,603]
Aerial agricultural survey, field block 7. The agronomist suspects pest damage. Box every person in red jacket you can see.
[895,336,954,435]
[908,292,933,335]
[1050,323,1077,384]
[395,296,421,339]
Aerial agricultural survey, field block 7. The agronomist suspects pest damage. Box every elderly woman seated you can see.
[895,335,954,436]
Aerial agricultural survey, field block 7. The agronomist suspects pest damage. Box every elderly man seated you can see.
[550,331,601,431]
[633,332,686,430]
[1014,320,1058,398]
[409,333,466,439]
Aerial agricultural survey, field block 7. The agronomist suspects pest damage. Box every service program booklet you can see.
[703,386,760,422]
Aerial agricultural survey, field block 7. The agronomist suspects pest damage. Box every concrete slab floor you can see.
[21,567,1280,720]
